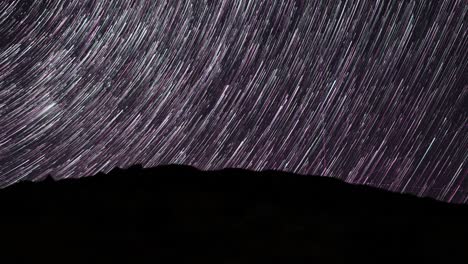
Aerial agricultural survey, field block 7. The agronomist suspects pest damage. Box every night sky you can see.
[0,0,466,203]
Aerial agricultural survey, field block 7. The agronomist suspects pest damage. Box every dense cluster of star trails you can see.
[0,0,466,203]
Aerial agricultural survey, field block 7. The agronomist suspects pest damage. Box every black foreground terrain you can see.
[1,164,467,263]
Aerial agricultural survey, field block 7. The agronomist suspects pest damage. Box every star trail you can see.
[0,0,466,203]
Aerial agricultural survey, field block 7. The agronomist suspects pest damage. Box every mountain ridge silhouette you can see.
[1,164,467,263]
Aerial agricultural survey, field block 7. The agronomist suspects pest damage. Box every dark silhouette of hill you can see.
[1,164,467,263]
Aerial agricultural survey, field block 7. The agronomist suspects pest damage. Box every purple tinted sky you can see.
[0,0,467,203]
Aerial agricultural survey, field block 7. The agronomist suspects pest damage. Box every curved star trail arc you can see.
[0,0,467,203]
